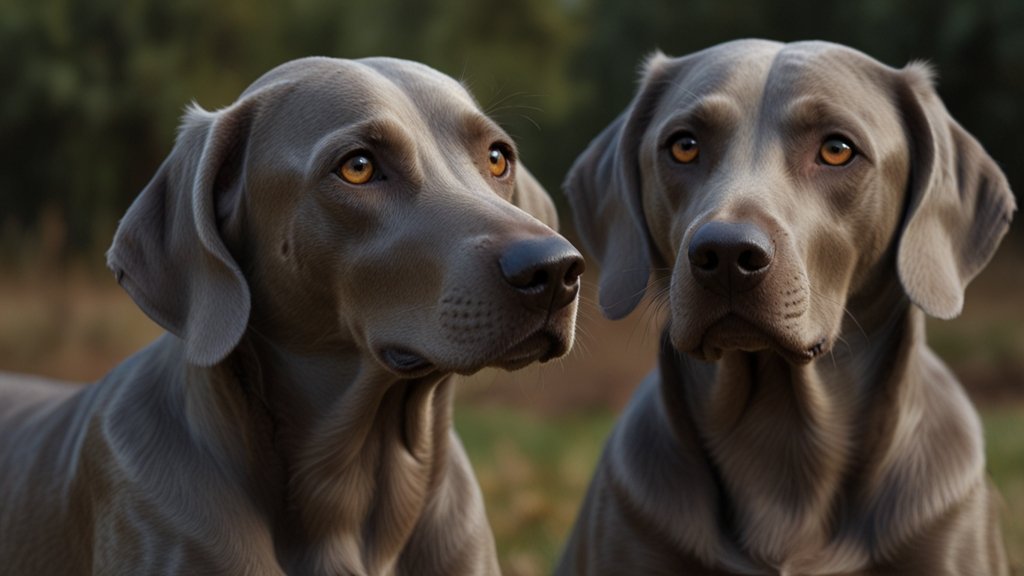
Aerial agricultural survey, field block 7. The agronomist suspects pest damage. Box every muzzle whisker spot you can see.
[808,286,870,344]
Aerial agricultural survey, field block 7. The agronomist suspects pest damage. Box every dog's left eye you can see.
[669,133,700,164]
[338,153,376,185]
[487,145,511,178]
[819,137,856,166]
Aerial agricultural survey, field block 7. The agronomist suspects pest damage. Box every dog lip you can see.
[799,337,831,362]
[690,315,771,361]
[379,346,436,376]
[386,327,560,377]
[684,314,826,365]
[494,331,558,370]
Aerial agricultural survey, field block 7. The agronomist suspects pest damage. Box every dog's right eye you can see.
[819,137,855,166]
[669,133,700,164]
[337,153,376,185]
[487,145,511,178]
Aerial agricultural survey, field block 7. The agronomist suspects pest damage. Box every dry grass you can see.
[0,267,162,381]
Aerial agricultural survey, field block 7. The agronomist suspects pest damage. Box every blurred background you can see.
[1,0,1021,573]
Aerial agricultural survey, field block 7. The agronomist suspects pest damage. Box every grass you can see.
[458,403,1024,575]
[985,408,1024,572]
[455,406,615,576]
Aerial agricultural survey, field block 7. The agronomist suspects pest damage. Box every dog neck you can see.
[188,335,459,575]
[659,278,985,571]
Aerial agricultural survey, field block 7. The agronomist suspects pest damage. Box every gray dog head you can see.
[108,57,583,374]
[567,39,1013,363]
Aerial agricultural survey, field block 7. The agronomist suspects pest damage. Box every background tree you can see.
[1,0,1020,264]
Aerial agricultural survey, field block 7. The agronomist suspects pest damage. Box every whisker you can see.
[517,113,541,132]
[627,277,671,351]
[808,286,869,343]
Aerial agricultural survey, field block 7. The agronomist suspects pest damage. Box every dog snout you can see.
[688,221,774,295]
[499,236,585,312]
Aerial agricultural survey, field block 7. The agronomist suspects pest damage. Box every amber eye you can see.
[670,134,699,164]
[488,145,510,178]
[819,137,855,166]
[338,153,375,184]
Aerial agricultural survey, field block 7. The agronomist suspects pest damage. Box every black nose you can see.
[688,221,774,295]
[500,236,585,312]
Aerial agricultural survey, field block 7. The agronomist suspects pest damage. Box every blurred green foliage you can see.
[1,0,1022,262]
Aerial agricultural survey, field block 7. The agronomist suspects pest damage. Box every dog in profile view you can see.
[0,57,584,575]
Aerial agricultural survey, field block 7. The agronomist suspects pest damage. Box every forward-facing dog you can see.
[0,57,584,575]
[558,40,1014,575]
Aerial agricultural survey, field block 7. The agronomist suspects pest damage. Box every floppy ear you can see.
[895,64,1016,319]
[511,163,559,230]
[107,83,290,366]
[564,53,673,319]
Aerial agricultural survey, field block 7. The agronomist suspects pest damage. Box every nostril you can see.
[500,236,579,292]
[737,242,773,273]
[737,249,762,272]
[499,237,584,311]
[564,258,585,285]
[696,251,719,272]
[523,269,549,291]
[688,220,774,293]
[504,265,550,292]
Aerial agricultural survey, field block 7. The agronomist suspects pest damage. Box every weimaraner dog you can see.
[0,57,584,575]
[558,40,1014,575]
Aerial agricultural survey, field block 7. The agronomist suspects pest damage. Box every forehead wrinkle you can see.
[761,42,891,109]
[346,61,439,128]
[650,50,780,176]
[782,97,873,146]
[761,48,892,161]
[691,95,743,131]
[416,112,511,196]
[357,61,493,191]
[356,60,494,184]
[328,58,514,197]
[361,57,475,104]
[459,117,514,190]
[652,54,756,140]
[658,61,729,114]
[654,94,744,149]
[701,51,778,152]
[308,116,423,185]
[463,113,507,141]
[358,57,480,128]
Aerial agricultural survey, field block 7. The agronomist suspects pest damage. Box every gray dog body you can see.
[559,40,1013,575]
[0,57,583,575]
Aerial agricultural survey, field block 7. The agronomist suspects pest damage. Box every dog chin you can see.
[490,331,564,372]
[449,330,563,375]
[380,328,567,378]
[686,316,771,361]
[675,314,828,365]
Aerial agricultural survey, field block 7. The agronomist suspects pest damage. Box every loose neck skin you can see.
[182,333,457,575]
[660,276,930,568]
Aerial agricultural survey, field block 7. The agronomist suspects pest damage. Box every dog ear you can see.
[564,53,673,319]
[895,64,1016,319]
[511,163,559,230]
[107,83,291,366]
